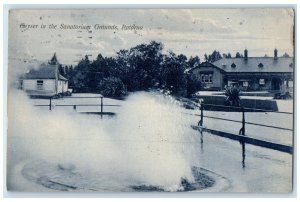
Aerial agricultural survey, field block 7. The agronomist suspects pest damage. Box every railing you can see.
[32,95,293,168]
[33,95,121,118]
[186,102,294,168]
[188,103,293,154]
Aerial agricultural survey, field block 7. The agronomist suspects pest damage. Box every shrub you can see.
[186,74,203,97]
[98,77,127,97]
[224,86,241,106]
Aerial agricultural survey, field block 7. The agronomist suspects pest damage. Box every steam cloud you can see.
[7,90,201,191]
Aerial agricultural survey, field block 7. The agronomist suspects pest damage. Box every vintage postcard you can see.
[6,8,294,193]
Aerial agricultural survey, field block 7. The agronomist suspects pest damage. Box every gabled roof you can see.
[58,73,68,81]
[190,61,226,73]
[212,57,294,73]
[21,64,68,81]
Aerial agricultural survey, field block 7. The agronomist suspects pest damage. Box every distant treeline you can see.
[50,41,202,97]
[51,41,262,98]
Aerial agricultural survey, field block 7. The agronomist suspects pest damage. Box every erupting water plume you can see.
[7,90,202,191]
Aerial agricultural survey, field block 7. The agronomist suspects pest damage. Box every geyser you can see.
[7,90,218,192]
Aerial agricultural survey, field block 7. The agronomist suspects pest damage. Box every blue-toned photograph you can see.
[6,8,294,193]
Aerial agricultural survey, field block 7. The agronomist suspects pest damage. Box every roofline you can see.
[20,78,57,80]
[190,61,226,73]
[21,77,68,81]
[224,71,293,74]
[215,56,294,59]
[20,64,68,81]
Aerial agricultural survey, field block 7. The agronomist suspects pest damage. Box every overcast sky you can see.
[9,8,294,67]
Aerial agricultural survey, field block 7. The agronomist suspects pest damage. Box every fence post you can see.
[73,105,76,111]
[100,97,103,119]
[239,107,245,135]
[198,103,203,127]
[240,107,246,168]
[49,97,52,111]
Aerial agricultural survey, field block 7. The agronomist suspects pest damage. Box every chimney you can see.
[274,48,278,60]
[244,49,248,61]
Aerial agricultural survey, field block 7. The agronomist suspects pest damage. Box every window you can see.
[37,80,44,90]
[209,74,213,83]
[259,79,265,85]
[200,73,213,84]
[201,75,204,82]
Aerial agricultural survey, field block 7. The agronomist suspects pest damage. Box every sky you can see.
[8,8,294,67]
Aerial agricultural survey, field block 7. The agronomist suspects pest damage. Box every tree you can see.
[116,41,164,91]
[65,66,69,75]
[98,76,127,97]
[204,53,209,62]
[49,53,59,65]
[58,64,66,76]
[71,55,91,92]
[225,86,241,107]
[204,51,222,63]
[67,65,74,77]
[63,41,197,97]
[161,51,188,96]
[188,56,200,68]
[282,52,290,57]
[235,52,243,58]
[211,51,222,62]
[66,65,75,88]
[222,53,232,58]
[187,74,202,97]
[91,54,119,90]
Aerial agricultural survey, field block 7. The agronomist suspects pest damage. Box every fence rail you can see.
[184,112,293,132]
[33,95,121,118]
[192,126,293,154]
[34,104,121,107]
[191,102,293,154]
[33,96,293,154]
[199,103,293,114]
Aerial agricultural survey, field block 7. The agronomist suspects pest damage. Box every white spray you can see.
[7,90,201,191]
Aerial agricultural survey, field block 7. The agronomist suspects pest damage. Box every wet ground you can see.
[7,130,292,193]
[190,130,292,192]
[19,161,229,192]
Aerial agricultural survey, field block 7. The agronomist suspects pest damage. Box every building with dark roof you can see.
[20,64,69,97]
[191,49,294,92]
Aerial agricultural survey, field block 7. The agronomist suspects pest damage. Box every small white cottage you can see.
[20,64,69,97]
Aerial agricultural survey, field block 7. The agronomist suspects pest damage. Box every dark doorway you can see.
[271,78,281,90]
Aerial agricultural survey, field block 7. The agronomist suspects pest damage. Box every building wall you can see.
[225,73,293,91]
[242,78,272,91]
[192,61,293,92]
[23,79,56,96]
[192,66,223,90]
[62,81,68,93]
[252,78,272,91]
[23,79,55,91]
[224,76,272,91]
[57,80,62,93]
[57,80,69,93]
